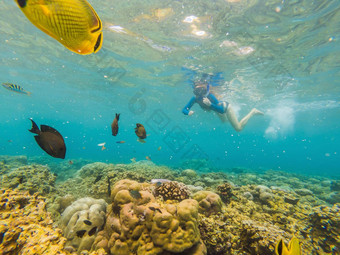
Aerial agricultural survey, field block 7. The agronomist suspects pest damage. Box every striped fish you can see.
[2,82,31,95]
[14,0,103,55]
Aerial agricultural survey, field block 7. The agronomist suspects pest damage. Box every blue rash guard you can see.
[182,93,228,115]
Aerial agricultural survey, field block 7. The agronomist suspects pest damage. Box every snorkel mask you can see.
[193,81,210,98]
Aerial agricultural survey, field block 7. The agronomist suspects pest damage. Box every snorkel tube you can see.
[205,83,210,97]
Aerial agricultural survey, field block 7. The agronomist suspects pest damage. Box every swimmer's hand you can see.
[188,110,194,116]
[202,97,211,106]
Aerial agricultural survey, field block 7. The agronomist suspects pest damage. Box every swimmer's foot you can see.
[253,108,264,115]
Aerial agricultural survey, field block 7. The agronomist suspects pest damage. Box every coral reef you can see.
[197,182,339,255]
[0,189,67,254]
[216,182,234,204]
[1,156,339,255]
[56,161,179,202]
[239,220,286,254]
[181,169,198,179]
[155,181,191,201]
[93,179,204,255]
[0,160,10,175]
[0,164,57,196]
[193,191,223,216]
[0,155,27,169]
[304,204,340,253]
[180,159,212,173]
[330,180,340,192]
[60,197,107,253]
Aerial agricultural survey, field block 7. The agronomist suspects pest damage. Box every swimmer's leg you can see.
[217,112,228,122]
[226,104,263,132]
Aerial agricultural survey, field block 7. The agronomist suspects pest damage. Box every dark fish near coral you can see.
[28,119,66,159]
[83,220,92,225]
[76,230,86,238]
[130,190,142,199]
[111,113,120,136]
[94,174,102,183]
[149,206,162,213]
[135,123,147,139]
[88,227,97,236]
[275,236,301,255]
[2,82,31,95]
[107,176,112,197]
[14,0,103,55]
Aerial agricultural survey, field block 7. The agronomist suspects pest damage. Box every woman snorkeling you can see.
[182,77,263,132]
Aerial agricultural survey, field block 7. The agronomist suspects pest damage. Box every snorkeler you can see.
[182,78,263,132]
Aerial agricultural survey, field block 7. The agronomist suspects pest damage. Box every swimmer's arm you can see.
[182,96,196,115]
[207,94,225,113]
[207,94,220,105]
[210,103,225,114]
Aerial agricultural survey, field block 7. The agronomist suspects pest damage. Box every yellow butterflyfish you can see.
[14,0,103,55]
[275,236,301,255]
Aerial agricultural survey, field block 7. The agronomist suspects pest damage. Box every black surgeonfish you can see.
[135,123,146,139]
[28,119,66,159]
[111,113,120,136]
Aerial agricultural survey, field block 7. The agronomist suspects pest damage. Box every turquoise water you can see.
[0,0,339,177]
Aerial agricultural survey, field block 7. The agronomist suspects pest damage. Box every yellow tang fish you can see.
[14,0,103,55]
[275,236,301,255]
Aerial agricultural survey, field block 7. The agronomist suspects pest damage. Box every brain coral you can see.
[93,179,203,255]
[60,197,107,253]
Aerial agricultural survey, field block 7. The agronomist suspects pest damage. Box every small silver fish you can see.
[2,82,31,95]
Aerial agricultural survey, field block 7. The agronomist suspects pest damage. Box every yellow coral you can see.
[93,179,202,254]
[0,189,67,254]
[193,191,223,216]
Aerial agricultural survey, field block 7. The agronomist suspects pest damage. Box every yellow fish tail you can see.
[275,236,301,255]
[288,237,301,255]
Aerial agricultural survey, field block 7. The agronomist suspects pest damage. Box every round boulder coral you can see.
[93,179,202,255]
[193,191,223,216]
